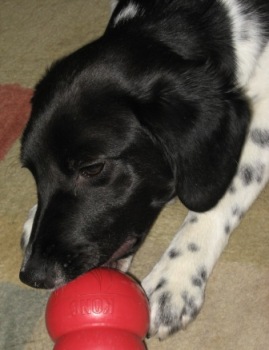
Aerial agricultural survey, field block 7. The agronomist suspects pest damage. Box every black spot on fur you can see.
[199,267,207,282]
[240,165,254,186]
[256,163,265,183]
[251,129,269,148]
[168,249,182,259]
[181,291,198,318]
[192,267,207,288]
[229,184,236,194]
[158,292,175,326]
[189,215,198,223]
[188,243,200,252]
[240,163,265,186]
[167,323,181,337]
[155,278,167,291]
[225,223,231,235]
[232,206,245,221]
[232,206,240,216]
[159,292,171,309]
[192,277,203,288]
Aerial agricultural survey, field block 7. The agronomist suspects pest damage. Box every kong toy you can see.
[46,267,149,349]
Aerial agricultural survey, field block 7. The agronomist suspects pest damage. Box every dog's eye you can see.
[79,163,104,177]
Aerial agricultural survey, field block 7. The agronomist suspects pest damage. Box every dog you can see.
[20,0,269,340]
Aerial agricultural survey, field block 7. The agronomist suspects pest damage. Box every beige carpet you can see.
[0,1,268,349]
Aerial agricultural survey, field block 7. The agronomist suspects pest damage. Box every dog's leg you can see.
[21,204,37,251]
[142,45,269,339]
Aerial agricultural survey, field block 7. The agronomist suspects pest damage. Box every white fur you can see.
[220,0,264,86]
[20,205,37,273]
[113,2,140,25]
[21,204,37,250]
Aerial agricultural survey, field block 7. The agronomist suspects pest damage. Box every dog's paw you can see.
[142,259,207,339]
[21,204,37,250]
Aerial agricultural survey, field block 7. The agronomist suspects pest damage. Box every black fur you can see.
[20,0,251,289]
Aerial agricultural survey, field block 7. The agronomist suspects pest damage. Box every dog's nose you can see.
[19,265,56,289]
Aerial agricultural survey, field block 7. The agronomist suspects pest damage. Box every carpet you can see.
[0,1,268,350]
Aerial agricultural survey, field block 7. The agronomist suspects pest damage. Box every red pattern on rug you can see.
[0,84,32,160]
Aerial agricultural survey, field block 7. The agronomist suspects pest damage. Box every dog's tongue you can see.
[105,237,137,267]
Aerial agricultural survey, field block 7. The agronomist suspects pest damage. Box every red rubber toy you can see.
[46,268,149,349]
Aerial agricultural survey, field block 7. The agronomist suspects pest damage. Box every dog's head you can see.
[19,35,250,289]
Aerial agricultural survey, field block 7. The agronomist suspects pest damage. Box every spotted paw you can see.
[142,259,207,339]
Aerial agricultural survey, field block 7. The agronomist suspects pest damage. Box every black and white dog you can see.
[20,0,269,339]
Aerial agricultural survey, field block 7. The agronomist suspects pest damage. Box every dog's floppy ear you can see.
[134,67,250,212]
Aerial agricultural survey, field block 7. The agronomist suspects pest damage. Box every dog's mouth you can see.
[28,237,139,290]
[102,236,138,270]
